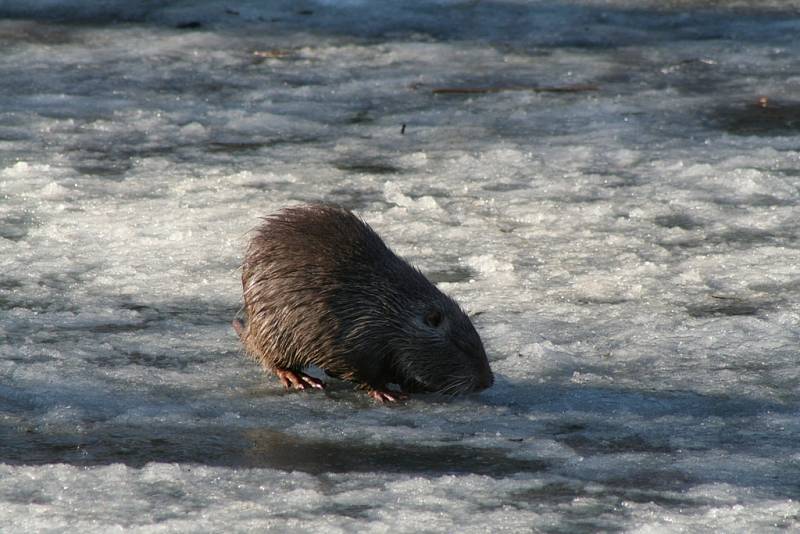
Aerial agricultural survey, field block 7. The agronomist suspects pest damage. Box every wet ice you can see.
[1,0,800,532]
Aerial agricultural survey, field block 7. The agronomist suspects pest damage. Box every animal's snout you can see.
[473,364,494,392]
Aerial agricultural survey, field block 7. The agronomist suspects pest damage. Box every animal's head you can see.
[393,291,494,395]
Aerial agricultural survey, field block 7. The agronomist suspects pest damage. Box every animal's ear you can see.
[424,308,443,328]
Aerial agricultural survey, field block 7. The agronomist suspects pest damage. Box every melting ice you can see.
[1,0,799,532]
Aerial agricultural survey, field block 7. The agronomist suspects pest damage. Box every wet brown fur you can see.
[236,204,493,396]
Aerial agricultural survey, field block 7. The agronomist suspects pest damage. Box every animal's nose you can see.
[475,368,494,391]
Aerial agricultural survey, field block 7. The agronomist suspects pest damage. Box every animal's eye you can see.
[424,309,443,328]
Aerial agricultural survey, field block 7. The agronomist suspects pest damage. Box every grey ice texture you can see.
[0,0,799,532]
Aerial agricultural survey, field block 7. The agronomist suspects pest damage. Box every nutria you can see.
[233,203,493,402]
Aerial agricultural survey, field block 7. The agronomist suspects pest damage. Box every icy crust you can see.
[2,0,800,532]
[0,464,798,533]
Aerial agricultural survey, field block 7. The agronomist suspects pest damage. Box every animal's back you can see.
[240,204,391,381]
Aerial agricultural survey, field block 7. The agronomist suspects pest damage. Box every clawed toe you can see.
[275,369,326,391]
[368,389,408,403]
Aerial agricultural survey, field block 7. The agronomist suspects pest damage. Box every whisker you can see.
[438,375,471,397]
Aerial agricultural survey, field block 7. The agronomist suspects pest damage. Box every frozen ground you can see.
[1,0,799,531]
